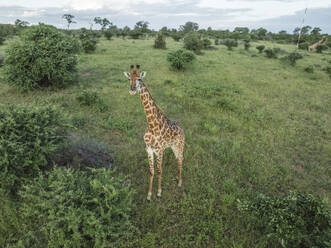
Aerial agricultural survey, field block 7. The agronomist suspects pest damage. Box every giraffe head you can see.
[123,65,146,95]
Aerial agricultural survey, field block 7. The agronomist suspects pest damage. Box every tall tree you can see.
[94,17,112,31]
[179,22,199,34]
[62,14,76,29]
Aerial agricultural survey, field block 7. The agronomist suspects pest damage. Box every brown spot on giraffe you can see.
[123,65,185,201]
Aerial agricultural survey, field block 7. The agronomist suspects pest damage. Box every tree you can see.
[14,19,29,28]
[301,25,312,35]
[179,22,199,34]
[293,27,300,35]
[310,27,321,36]
[234,27,249,35]
[256,28,267,40]
[134,21,150,33]
[62,14,76,29]
[94,17,112,31]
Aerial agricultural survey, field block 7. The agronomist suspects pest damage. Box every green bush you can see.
[214,39,219,45]
[324,66,331,78]
[167,49,195,70]
[316,44,328,53]
[202,38,212,49]
[285,52,303,66]
[104,29,113,40]
[298,42,309,50]
[4,24,80,90]
[0,36,5,45]
[238,191,331,248]
[183,32,203,54]
[223,38,238,50]
[154,33,166,49]
[256,45,265,53]
[0,54,4,67]
[79,28,97,53]
[264,48,278,58]
[171,32,182,42]
[0,105,67,194]
[18,167,134,248]
[76,90,108,112]
[304,65,314,73]
[244,41,251,50]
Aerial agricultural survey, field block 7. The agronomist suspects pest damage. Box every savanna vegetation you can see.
[0,19,330,247]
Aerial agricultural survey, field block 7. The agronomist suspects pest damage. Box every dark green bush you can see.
[324,66,331,78]
[264,48,278,58]
[52,135,114,170]
[18,167,134,248]
[0,36,5,45]
[214,39,219,45]
[316,44,328,53]
[4,24,80,90]
[79,28,97,53]
[244,41,251,50]
[183,32,203,54]
[76,90,108,112]
[104,29,113,40]
[154,33,166,49]
[223,38,238,50]
[285,52,303,66]
[0,105,67,194]
[171,32,182,42]
[0,54,4,67]
[298,42,309,50]
[202,38,212,49]
[256,45,265,53]
[167,49,195,70]
[304,65,314,73]
[238,191,331,248]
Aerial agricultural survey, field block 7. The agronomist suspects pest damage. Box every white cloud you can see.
[197,0,331,22]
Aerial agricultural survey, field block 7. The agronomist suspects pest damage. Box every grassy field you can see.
[0,37,330,247]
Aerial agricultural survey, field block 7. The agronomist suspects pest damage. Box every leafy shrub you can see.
[183,32,203,54]
[167,49,195,70]
[304,65,314,73]
[214,39,219,45]
[0,105,67,194]
[202,38,212,49]
[129,29,142,39]
[0,54,4,67]
[316,44,328,53]
[18,167,134,248]
[324,66,331,78]
[223,38,238,50]
[264,48,278,58]
[79,28,97,53]
[154,33,166,49]
[171,32,182,42]
[284,52,303,66]
[244,41,251,50]
[4,24,80,90]
[0,36,4,45]
[298,42,309,50]
[52,135,114,170]
[256,45,265,53]
[238,191,331,248]
[76,90,108,112]
[104,29,113,40]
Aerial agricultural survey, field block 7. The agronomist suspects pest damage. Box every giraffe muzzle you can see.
[129,90,136,95]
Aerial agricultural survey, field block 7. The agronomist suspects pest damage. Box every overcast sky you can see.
[0,0,330,33]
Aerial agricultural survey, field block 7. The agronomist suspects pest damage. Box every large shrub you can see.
[0,105,67,194]
[0,54,4,67]
[18,168,134,248]
[4,24,80,90]
[238,191,331,248]
[154,33,166,49]
[79,28,97,53]
[183,32,203,54]
[298,42,309,50]
[316,44,328,53]
[284,52,303,66]
[167,49,195,70]
[223,38,238,50]
[104,29,113,40]
[264,48,278,58]
[202,38,212,49]
[256,45,265,53]
[0,36,4,45]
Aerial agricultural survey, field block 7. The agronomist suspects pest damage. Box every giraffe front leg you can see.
[146,146,154,201]
[156,151,163,198]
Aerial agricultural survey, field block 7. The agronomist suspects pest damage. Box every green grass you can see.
[0,37,330,247]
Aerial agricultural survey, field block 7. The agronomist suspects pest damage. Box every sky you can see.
[0,0,330,34]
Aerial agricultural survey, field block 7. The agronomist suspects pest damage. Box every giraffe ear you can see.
[140,71,146,78]
[123,72,130,79]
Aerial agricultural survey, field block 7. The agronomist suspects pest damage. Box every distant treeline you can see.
[1,19,330,47]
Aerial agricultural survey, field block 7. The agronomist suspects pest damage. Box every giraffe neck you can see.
[138,82,166,133]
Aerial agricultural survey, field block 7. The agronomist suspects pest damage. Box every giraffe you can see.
[308,37,328,52]
[123,65,185,201]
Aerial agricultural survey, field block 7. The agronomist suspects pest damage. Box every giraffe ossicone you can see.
[123,65,185,201]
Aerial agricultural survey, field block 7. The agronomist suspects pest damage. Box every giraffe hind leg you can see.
[171,142,184,187]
